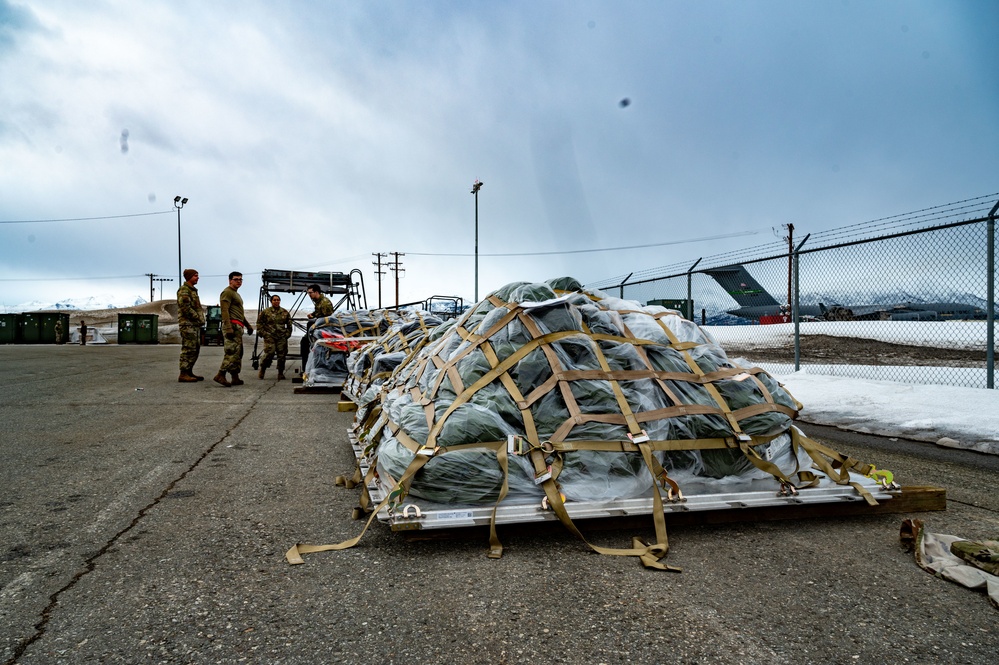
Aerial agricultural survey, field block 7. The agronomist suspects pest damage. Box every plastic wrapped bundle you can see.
[345,310,449,412]
[354,278,809,505]
[305,309,421,388]
[292,277,897,571]
[303,333,350,387]
[313,309,406,339]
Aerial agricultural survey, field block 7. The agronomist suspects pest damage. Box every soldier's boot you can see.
[229,372,245,386]
[258,367,266,380]
[213,372,231,387]
[178,370,198,383]
[191,370,205,381]
[277,360,286,380]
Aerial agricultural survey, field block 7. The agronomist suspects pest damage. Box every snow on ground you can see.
[698,322,999,455]
[777,371,999,456]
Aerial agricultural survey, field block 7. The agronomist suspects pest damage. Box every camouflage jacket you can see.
[312,295,334,319]
[177,282,205,326]
[258,306,291,340]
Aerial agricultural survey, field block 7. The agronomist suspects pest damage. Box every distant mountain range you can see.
[0,294,149,314]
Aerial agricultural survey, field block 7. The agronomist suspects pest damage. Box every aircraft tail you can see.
[703,265,781,308]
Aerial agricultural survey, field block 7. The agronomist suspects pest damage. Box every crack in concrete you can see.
[947,497,999,514]
[4,382,278,665]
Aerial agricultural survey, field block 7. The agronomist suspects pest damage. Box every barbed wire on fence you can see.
[589,192,999,290]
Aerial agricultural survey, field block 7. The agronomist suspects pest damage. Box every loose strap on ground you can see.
[286,450,434,564]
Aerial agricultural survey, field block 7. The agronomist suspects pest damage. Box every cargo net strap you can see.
[343,311,446,402]
[289,283,892,569]
[412,296,794,453]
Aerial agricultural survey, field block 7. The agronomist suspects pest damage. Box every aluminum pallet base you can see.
[346,431,901,532]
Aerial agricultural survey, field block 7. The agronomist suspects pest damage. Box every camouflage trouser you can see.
[179,325,201,371]
[220,330,244,373]
[260,336,288,371]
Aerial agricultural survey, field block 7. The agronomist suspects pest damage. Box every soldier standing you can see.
[177,268,206,382]
[54,319,64,345]
[257,294,292,380]
[79,320,88,346]
[214,272,253,387]
[306,284,334,321]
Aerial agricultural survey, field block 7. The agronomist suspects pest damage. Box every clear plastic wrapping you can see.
[352,278,806,506]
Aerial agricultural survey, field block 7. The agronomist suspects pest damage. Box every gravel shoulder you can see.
[724,334,986,367]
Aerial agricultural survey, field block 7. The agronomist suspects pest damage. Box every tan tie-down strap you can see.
[291,290,893,566]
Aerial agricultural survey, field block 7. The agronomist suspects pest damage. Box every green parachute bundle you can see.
[290,278,889,569]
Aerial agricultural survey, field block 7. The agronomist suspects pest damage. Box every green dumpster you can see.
[19,313,42,343]
[135,314,159,343]
[118,313,159,344]
[0,314,17,343]
[118,315,136,344]
[40,312,71,344]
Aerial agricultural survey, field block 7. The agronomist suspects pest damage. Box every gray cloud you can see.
[1,1,998,308]
[0,0,42,55]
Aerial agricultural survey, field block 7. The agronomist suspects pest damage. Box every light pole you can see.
[471,180,483,302]
[174,196,188,287]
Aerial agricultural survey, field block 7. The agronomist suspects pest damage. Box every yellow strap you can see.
[487,443,510,559]
[286,449,434,564]
[524,448,680,571]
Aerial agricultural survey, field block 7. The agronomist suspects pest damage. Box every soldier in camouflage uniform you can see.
[306,284,334,321]
[257,294,292,380]
[54,319,64,345]
[214,271,253,387]
[304,284,335,359]
[177,268,206,382]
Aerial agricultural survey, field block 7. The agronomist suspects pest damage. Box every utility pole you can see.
[153,277,173,301]
[372,252,388,309]
[144,273,159,302]
[388,252,405,307]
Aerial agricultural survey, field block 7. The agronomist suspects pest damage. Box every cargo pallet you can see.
[345,430,946,535]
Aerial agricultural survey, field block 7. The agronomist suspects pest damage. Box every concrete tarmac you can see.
[1,344,997,664]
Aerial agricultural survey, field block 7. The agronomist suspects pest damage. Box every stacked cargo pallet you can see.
[289,278,943,569]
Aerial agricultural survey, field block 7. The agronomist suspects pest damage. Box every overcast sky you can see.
[1,0,997,310]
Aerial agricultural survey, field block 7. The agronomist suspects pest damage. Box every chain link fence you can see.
[590,194,999,389]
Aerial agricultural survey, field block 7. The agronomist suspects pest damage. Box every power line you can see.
[0,274,149,282]
[0,210,173,224]
[405,229,763,257]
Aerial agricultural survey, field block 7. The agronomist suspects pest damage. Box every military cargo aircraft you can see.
[704,264,987,322]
